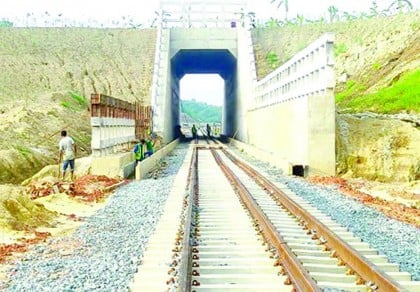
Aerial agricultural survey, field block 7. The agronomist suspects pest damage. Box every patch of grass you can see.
[410,21,419,31]
[334,43,348,57]
[266,51,279,68]
[336,80,366,102]
[60,100,79,112]
[338,70,420,113]
[15,145,32,159]
[354,35,364,45]
[371,62,382,71]
[70,91,87,106]
[60,92,88,111]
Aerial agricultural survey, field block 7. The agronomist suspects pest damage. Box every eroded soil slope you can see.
[0,28,156,183]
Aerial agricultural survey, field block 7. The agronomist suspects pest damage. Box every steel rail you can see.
[222,149,404,292]
[211,149,321,291]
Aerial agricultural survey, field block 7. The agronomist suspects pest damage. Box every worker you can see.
[206,123,211,138]
[133,140,144,165]
[141,138,154,158]
[58,130,77,181]
[191,124,197,141]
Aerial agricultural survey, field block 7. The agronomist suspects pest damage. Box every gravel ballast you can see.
[3,144,189,291]
[234,149,420,281]
[3,142,419,291]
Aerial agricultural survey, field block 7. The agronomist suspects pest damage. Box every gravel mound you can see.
[3,144,189,291]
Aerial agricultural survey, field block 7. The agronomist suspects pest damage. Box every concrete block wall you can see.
[247,33,336,176]
[91,117,135,156]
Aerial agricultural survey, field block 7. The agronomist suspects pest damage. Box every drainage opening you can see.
[292,165,305,177]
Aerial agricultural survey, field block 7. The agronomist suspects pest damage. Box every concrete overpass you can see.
[91,0,336,177]
[151,0,335,176]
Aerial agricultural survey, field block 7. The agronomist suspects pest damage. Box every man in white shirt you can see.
[58,130,77,181]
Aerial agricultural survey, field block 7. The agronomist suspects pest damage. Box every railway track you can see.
[181,145,419,291]
[132,142,420,291]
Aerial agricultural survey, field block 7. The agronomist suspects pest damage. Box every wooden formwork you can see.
[91,93,136,119]
[135,104,152,139]
[91,93,152,139]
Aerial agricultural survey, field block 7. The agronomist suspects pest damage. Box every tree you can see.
[270,0,289,21]
[388,0,413,13]
[342,11,357,21]
[235,9,256,28]
[265,17,283,28]
[327,5,339,23]
[0,19,13,27]
[296,14,304,26]
[370,0,380,16]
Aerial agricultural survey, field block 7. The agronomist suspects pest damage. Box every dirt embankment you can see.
[0,28,156,184]
[0,169,123,263]
[337,113,420,182]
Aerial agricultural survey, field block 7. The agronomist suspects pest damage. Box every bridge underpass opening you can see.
[180,74,224,135]
[170,49,237,139]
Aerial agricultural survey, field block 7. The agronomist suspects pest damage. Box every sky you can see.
[1,0,418,106]
[2,0,419,26]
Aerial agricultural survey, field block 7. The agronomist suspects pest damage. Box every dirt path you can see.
[308,176,420,227]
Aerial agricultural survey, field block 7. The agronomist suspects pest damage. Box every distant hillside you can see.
[180,99,222,124]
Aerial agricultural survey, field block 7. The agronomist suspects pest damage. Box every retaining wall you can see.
[247,33,336,176]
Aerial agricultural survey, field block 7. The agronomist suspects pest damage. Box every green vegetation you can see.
[60,92,88,111]
[337,70,420,113]
[181,99,222,123]
[372,61,382,71]
[0,20,13,27]
[70,91,88,106]
[15,145,32,159]
[336,80,366,102]
[265,0,414,28]
[266,51,279,68]
[334,43,348,57]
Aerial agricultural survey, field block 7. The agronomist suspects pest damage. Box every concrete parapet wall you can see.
[252,33,334,110]
[135,139,179,180]
[160,0,247,28]
[170,28,237,58]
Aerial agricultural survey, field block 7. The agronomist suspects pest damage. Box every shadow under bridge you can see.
[170,49,237,139]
